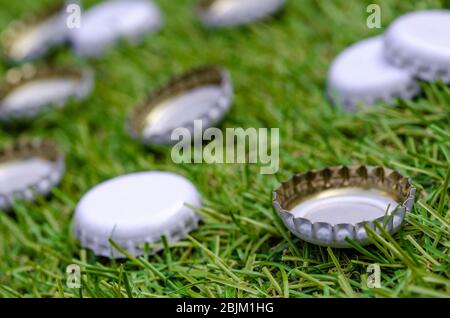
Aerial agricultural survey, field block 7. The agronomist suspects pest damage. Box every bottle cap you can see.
[0,2,71,62]
[74,171,202,258]
[327,36,420,112]
[273,165,416,248]
[0,139,65,211]
[128,66,233,146]
[197,0,285,28]
[69,0,163,57]
[0,64,93,121]
[384,10,450,83]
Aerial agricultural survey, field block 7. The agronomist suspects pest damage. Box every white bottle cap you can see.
[0,64,93,121]
[0,139,65,211]
[327,36,420,112]
[74,171,202,258]
[197,0,285,28]
[384,10,450,83]
[273,165,416,248]
[0,1,73,62]
[69,0,163,57]
[128,66,233,146]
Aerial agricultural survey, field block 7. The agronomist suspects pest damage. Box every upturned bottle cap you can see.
[273,165,416,248]
[127,66,233,146]
[0,1,73,62]
[0,139,65,211]
[0,64,93,121]
[197,0,285,28]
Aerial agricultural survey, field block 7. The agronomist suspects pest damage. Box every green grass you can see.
[0,0,449,298]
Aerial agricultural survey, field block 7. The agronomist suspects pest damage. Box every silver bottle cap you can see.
[197,0,285,28]
[128,66,233,146]
[0,139,65,211]
[384,10,450,83]
[0,1,74,62]
[74,171,202,258]
[273,165,416,248]
[0,64,93,121]
[69,0,163,57]
[327,36,420,112]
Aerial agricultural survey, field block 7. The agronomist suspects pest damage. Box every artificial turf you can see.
[0,0,449,298]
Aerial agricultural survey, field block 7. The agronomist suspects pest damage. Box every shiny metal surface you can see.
[0,64,93,121]
[128,66,233,146]
[0,2,71,62]
[198,0,285,27]
[273,165,416,248]
[0,139,65,210]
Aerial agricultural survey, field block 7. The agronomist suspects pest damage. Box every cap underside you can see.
[6,17,63,60]
[0,67,91,119]
[289,187,399,226]
[143,85,223,137]
[0,140,63,209]
[1,77,82,113]
[199,0,285,27]
[0,157,55,193]
[128,67,230,144]
[273,165,415,247]
[1,2,67,61]
[202,0,255,12]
